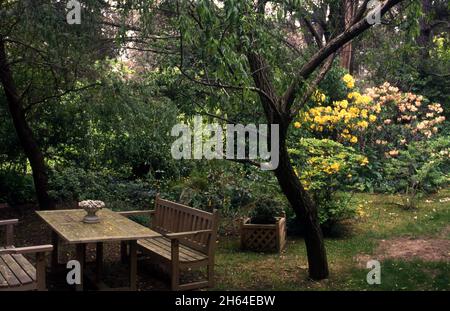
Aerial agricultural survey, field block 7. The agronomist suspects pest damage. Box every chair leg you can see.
[170,239,180,291]
[129,241,137,291]
[171,266,179,291]
[120,241,128,263]
[75,244,86,291]
[36,252,46,291]
[207,263,215,288]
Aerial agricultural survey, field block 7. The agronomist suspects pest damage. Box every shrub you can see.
[296,76,445,156]
[294,76,447,196]
[48,166,156,210]
[249,198,284,224]
[315,192,355,230]
[380,136,450,195]
[0,170,35,205]
[297,73,379,146]
[288,138,361,227]
[166,161,276,216]
[363,83,445,157]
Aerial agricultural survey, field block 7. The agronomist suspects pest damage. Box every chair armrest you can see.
[164,229,213,240]
[0,245,53,255]
[0,219,18,226]
[118,210,155,217]
[1,219,18,246]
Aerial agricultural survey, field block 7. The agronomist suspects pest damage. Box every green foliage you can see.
[378,136,450,195]
[289,138,366,192]
[359,1,450,119]
[317,65,349,104]
[48,166,157,210]
[316,192,356,230]
[163,161,281,217]
[288,138,361,227]
[0,170,35,205]
[249,197,284,224]
[35,64,181,177]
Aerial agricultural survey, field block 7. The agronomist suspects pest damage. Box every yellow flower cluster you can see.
[325,162,341,174]
[343,74,355,89]
[356,204,366,217]
[360,157,369,166]
[298,88,379,144]
[312,90,326,104]
[306,157,342,175]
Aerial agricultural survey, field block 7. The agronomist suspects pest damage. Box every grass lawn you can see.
[213,188,450,291]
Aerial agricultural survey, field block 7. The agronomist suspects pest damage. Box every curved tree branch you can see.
[282,0,404,110]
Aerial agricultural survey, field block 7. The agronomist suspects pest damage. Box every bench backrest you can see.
[151,196,219,254]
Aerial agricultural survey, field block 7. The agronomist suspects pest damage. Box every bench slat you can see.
[140,237,204,262]
[0,271,7,287]
[139,239,172,259]
[0,256,20,287]
[138,237,207,262]
[12,254,36,281]
[0,254,33,285]
[150,237,205,262]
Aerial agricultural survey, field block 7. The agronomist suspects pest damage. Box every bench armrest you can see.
[0,245,53,255]
[164,229,213,240]
[0,219,18,226]
[118,210,155,217]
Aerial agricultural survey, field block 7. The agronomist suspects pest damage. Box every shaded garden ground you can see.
[1,188,449,291]
[214,188,450,291]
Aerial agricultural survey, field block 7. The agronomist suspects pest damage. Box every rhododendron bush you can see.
[297,78,445,157]
[288,138,365,228]
[291,74,448,198]
[364,83,445,158]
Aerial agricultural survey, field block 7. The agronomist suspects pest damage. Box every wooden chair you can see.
[0,219,53,291]
[119,195,219,291]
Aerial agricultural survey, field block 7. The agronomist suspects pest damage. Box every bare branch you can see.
[303,17,324,48]
[24,83,101,113]
[353,0,371,25]
[290,53,337,118]
[226,158,261,168]
[282,0,404,110]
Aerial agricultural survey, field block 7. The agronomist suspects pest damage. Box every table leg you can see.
[121,241,128,263]
[51,231,59,272]
[129,240,137,291]
[75,244,86,291]
[96,242,103,283]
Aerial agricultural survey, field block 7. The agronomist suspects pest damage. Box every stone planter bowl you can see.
[78,200,105,224]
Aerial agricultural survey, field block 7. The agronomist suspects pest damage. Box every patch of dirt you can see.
[356,236,450,267]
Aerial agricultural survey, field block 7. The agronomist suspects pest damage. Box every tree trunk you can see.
[340,0,355,72]
[275,135,329,280]
[247,51,329,280]
[417,0,433,47]
[0,37,53,210]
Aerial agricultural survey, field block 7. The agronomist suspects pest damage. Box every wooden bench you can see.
[0,219,53,291]
[120,195,219,291]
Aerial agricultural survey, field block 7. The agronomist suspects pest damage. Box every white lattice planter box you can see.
[240,216,287,253]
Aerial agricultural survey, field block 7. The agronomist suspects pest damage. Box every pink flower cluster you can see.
[365,83,446,157]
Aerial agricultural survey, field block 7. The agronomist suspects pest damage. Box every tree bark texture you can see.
[0,37,53,210]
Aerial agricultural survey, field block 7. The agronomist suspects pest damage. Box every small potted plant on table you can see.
[240,198,287,253]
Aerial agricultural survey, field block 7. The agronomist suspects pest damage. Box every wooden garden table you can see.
[36,208,160,291]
